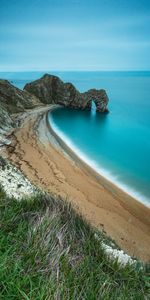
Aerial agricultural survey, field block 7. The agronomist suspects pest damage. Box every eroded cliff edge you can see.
[24,74,109,112]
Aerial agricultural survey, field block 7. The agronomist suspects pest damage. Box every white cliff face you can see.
[94,233,136,267]
[0,105,14,146]
[101,242,136,266]
[0,157,35,199]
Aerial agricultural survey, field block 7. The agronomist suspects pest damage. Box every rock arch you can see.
[24,74,109,113]
[82,89,109,112]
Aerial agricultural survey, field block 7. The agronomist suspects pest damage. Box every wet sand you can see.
[5,105,150,262]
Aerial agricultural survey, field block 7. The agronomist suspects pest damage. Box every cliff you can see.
[0,79,41,145]
[0,79,41,114]
[24,74,109,112]
[0,105,14,146]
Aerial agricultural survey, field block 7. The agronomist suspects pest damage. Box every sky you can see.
[0,0,150,71]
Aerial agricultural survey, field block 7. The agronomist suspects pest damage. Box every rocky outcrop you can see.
[0,104,14,146]
[0,79,42,114]
[24,74,109,112]
[0,79,42,146]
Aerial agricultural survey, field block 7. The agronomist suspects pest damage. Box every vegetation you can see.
[0,186,149,300]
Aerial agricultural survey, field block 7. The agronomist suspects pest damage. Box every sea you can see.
[1,71,150,207]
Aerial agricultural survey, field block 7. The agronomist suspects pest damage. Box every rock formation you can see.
[0,79,41,114]
[0,74,109,145]
[0,79,41,145]
[0,105,14,146]
[24,74,109,112]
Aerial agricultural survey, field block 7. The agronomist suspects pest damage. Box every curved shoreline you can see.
[50,120,150,208]
[47,108,150,210]
[5,105,150,262]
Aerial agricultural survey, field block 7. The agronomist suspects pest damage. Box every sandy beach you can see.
[4,105,150,262]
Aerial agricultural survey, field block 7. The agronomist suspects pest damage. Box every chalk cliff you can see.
[24,74,109,112]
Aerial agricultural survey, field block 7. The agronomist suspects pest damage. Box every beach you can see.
[4,105,150,262]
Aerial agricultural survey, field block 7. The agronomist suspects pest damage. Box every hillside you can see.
[0,79,42,145]
[0,158,149,299]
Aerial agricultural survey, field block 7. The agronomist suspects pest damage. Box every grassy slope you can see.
[0,186,149,300]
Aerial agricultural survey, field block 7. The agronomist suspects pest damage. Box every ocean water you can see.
[1,71,150,206]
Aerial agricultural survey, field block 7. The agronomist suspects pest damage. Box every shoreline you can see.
[46,109,150,230]
[4,105,150,262]
[48,109,150,209]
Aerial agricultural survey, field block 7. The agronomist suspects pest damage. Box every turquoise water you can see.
[49,72,150,207]
[1,71,150,206]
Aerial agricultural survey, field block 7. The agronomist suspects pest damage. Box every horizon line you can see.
[0,69,150,73]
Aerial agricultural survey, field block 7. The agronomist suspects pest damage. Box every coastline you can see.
[4,105,150,262]
[49,112,150,209]
[48,110,150,209]
[47,108,150,230]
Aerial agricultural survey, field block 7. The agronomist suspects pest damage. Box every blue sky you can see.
[0,0,150,71]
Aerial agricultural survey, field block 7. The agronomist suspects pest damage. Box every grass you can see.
[0,185,149,300]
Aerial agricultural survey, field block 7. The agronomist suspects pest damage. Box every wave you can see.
[49,113,150,209]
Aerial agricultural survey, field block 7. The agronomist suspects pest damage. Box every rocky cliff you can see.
[0,79,41,145]
[24,74,109,112]
[0,79,41,114]
[0,104,14,146]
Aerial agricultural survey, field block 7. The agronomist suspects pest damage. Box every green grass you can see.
[0,185,149,300]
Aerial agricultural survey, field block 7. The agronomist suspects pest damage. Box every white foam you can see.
[49,114,150,209]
